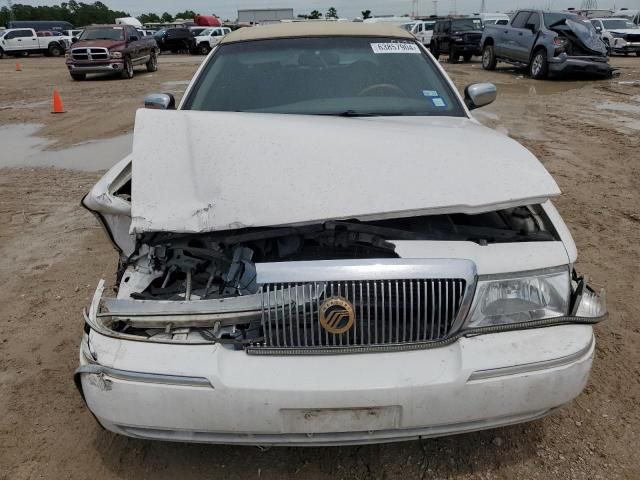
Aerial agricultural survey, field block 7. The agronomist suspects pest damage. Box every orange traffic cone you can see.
[51,89,65,114]
[15,62,22,71]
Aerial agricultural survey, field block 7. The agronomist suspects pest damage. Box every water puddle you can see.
[494,80,588,96]
[0,124,131,171]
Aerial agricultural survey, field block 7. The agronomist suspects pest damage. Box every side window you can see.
[526,12,540,31]
[212,29,221,36]
[17,30,33,38]
[443,21,450,33]
[4,31,16,39]
[417,23,423,33]
[511,11,530,29]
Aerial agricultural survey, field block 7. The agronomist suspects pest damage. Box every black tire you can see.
[198,43,211,55]
[448,46,458,64]
[529,49,548,80]
[48,44,63,57]
[146,51,158,72]
[0,48,4,59]
[121,56,134,79]
[636,51,640,57]
[482,44,497,70]
[463,53,473,62]
[70,73,86,81]
[430,42,440,59]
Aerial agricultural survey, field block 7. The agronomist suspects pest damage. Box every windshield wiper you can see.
[322,110,410,117]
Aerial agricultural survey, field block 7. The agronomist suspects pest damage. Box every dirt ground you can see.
[0,54,639,479]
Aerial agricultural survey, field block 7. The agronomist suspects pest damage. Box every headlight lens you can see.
[465,267,570,329]
[110,51,123,59]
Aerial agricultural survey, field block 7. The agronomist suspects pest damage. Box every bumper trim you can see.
[468,334,594,381]
[75,364,213,388]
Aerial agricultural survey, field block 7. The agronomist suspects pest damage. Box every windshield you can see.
[602,19,638,29]
[184,36,464,117]
[80,27,124,41]
[451,18,483,31]
[399,23,416,32]
[198,28,214,36]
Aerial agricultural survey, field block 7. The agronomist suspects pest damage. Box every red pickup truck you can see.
[65,24,159,80]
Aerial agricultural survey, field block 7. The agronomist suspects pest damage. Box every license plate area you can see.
[280,406,401,434]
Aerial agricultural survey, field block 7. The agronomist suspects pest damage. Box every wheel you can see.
[198,43,211,55]
[636,51,640,57]
[0,48,4,59]
[121,56,134,79]
[482,44,497,70]
[463,53,473,62]
[529,49,548,80]
[70,73,86,81]
[430,42,440,59]
[146,51,158,72]
[448,46,458,63]
[48,44,63,57]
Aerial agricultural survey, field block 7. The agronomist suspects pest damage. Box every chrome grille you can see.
[71,47,109,61]
[464,33,482,43]
[256,278,466,350]
[626,34,640,42]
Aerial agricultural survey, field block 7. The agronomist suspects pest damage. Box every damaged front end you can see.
[82,206,607,354]
[548,18,613,76]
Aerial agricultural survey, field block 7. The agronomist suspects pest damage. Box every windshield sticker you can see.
[422,90,438,97]
[432,98,446,107]
[371,43,421,54]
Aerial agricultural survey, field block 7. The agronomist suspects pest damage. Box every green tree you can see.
[361,9,372,19]
[160,12,174,22]
[175,10,196,20]
[326,7,338,18]
[137,12,161,24]
[308,10,322,19]
[3,1,129,27]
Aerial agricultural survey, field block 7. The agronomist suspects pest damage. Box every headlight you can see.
[611,32,626,38]
[110,51,123,59]
[465,266,570,329]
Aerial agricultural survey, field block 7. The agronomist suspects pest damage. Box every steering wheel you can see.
[357,83,406,97]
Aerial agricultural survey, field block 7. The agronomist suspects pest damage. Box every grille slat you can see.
[256,278,466,350]
[71,47,109,61]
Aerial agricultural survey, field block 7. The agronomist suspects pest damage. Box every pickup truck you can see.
[65,25,159,80]
[481,10,612,79]
[0,28,67,58]
[192,27,232,54]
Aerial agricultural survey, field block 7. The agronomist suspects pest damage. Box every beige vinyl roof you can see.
[221,21,414,44]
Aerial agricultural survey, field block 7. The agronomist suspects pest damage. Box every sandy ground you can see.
[0,54,639,479]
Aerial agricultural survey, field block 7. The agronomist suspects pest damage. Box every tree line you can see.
[1,2,375,27]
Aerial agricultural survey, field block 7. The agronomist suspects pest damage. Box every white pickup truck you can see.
[192,26,232,54]
[0,28,68,58]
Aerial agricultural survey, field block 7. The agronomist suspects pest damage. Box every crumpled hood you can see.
[560,19,608,55]
[609,29,640,35]
[130,110,560,234]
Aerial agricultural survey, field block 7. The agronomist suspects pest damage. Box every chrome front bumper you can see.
[76,324,595,446]
[67,62,124,73]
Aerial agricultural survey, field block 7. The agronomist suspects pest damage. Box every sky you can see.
[15,0,640,20]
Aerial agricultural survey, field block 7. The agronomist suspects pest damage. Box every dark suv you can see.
[430,17,484,63]
[154,28,195,53]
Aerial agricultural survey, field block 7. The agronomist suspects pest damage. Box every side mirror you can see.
[595,27,602,33]
[72,37,78,43]
[144,93,176,110]
[129,35,139,42]
[464,82,497,110]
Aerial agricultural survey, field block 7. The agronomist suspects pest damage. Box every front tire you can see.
[121,56,134,79]
[448,46,458,63]
[529,49,548,80]
[48,44,63,57]
[70,73,86,81]
[0,48,4,59]
[146,51,158,72]
[430,42,440,59]
[636,51,640,57]
[482,44,497,70]
[198,43,211,55]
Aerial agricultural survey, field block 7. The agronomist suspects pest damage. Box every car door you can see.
[515,12,540,62]
[502,11,530,59]
[440,21,451,52]
[4,30,37,51]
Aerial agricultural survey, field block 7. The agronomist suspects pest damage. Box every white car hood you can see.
[130,110,560,234]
